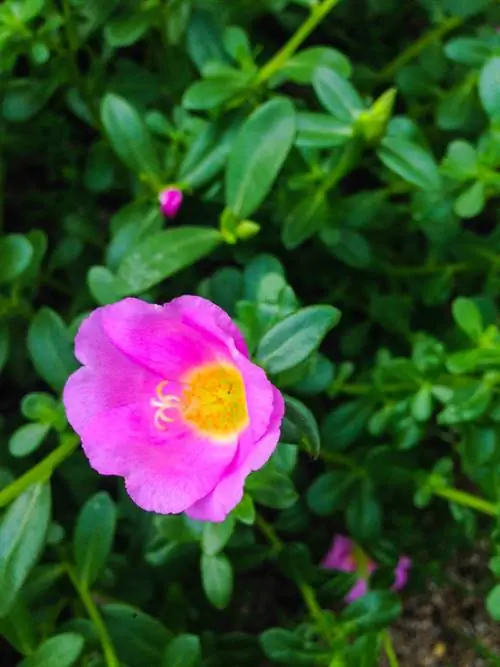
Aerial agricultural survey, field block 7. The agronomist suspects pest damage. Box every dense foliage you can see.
[1,0,500,664]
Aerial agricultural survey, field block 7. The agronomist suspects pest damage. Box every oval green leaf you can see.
[225,98,296,218]
[118,227,222,294]
[256,305,341,374]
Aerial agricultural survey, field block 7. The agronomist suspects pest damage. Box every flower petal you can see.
[392,556,412,591]
[345,578,368,603]
[64,309,160,436]
[321,535,356,571]
[168,295,249,357]
[101,298,227,378]
[185,388,283,522]
[80,400,237,512]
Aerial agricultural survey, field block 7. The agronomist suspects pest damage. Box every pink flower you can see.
[159,187,183,217]
[63,296,284,521]
[322,535,411,603]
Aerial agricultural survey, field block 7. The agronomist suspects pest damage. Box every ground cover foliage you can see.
[1,0,500,664]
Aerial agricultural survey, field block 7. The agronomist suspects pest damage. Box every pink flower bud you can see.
[159,188,183,218]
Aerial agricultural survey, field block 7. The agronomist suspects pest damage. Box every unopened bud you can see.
[159,187,183,218]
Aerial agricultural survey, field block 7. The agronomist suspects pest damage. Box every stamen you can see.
[151,381,181,431]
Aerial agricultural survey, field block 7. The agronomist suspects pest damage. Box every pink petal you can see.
[321,535,356,571]
[101,298,228,378]
[64,309,160,436]
[185,387,284,522]
[345,578,369,603]
[392,556,412,591]
[167,295,249,358]
[80,400,238,513]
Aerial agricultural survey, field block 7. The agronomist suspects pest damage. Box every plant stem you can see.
[66,564,120,667]
[382,631,399,667]
[256,0,343,84]
[255,514,284,553]
[299,582,334,643]
[434,486,498,517]
[0,434,79,508]
[378,16,463,80]
[61,0,101,129]
[255,513,333,642]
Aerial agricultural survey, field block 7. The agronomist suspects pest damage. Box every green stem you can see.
[66,564,120,667]
[0,435,79,508]
[256,0,343,84]
[299,582,334,643]
[378,16,463,80]
[382,631,399,667]
[434,486,498,517]
[255,514,284,554]
[318,140,361,196]
[61,0,101,129]
[255,514,333,643]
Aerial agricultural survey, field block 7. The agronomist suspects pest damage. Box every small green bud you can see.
[356,88,397,143]
[236,220,260,240]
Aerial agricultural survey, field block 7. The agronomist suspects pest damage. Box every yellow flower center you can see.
[151,363,249,442]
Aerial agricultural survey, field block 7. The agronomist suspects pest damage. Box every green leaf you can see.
[486,585,500,621]
[0,484,51,617]
[340,591,401,633]
[8,423,50,458]
[442,0,493,18]
[233,494,256,525]
[183,78,249,111]
[479,57,500,119]
[378,137,442,190]
[162,634,201,667]
[19,633,84,667]
[247,469,298,509]
[452,297,483,341]
[313,67,364,122]
[411,386,433,422]
[462,425,496,467]
[2,79,57,122]
[281,395,320,456]
[321,400,373,451]
[0,235,33,284]
[201,553,233,609]
[27,308,77,393]
[21,393,64,428]
[84,142,115,192]
[441,140,478,181]
[201,516,235,556]
[101,93,161,180]
[105,11,151,46]
[256,306,341,374]
[260,628,331,664]
[103,603,172,667]
[107,201,164,270]
[74,492,116,587]
[118,227,222,294]
[273,47,352,85]
[225,98,296,218]
[444,37,493,66]
[296,112,353,148]
[88,266,130,305]
[307,471,357,516]
[282,194,329,250]
[346,479,382,542]
[454,181,485,219]
[186,10,228,72]
[320,228,372,268]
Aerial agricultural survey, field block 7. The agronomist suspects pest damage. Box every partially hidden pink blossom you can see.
[63,296,284,521]
[159,187,183,217]
[322,535,411,603]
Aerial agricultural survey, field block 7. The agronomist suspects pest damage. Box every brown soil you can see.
[381,544,500,666]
